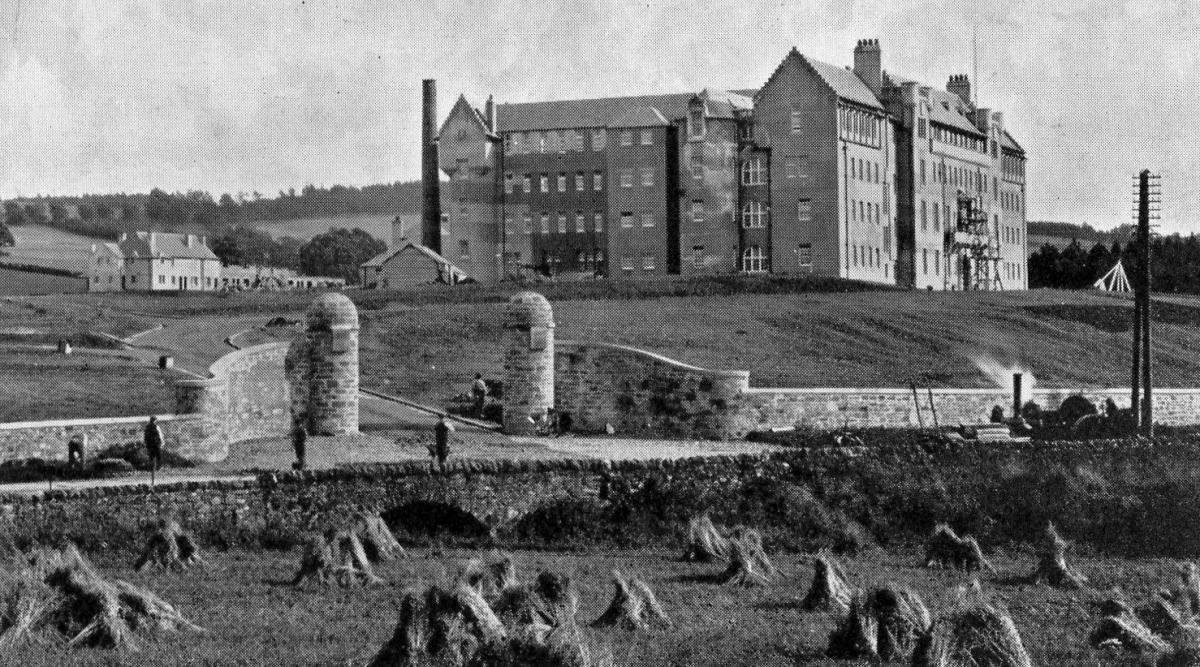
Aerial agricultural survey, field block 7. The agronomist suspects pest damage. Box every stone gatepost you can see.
[502,292,555,435]
[300,293,360,435]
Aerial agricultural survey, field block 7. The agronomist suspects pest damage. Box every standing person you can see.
[143,416,163,483]
[432,414,454,473]
[291,417,308,470]
[67,432,87,470]
[471,373,489,418]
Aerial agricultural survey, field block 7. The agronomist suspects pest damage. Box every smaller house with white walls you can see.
[89,231,221,292]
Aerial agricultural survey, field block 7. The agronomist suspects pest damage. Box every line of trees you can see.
[1029,234,1200,293]
[1,181,419,240]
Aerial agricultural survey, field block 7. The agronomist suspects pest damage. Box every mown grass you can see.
[0,544,1180,666]
[0,351,178,421]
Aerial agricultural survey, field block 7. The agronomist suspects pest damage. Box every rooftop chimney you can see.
[421,79,442,253]
[947,74,972,106]
[485,94,496,132]
[853,38,882,98]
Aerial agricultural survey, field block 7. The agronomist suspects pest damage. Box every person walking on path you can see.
[471,373,489,418]
[291,417,308,470]
[143,416,163,484]
[430,415,454,473]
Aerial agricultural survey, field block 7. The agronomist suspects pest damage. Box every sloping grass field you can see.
[5,282,1200,419]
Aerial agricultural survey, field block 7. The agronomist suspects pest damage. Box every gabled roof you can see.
[609,105,670,128]
[757,49,883,111]
[1002,130,1024,154]
[439,94,498,140]
[885,72,986,137]
[361,242,467,278]
[117,231,218,261]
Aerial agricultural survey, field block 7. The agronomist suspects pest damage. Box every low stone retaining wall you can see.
[0,341,294,464]
[554,341,1200,439]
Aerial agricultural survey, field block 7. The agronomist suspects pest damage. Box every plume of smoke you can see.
[970,354,1035,391]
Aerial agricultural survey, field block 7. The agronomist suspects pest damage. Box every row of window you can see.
[852,245,885,269]
[1002,154,1026,178]
[932,124,988,154]
[740,244,814,273]
[1001,225,1023,245]
[850,157,880,184]
[507,211,608,235]
[919,159,992,195]
[1001,191,1024,212]
[852,199,882,226]
[508,171,605,195]
[838,105,882,148]
[503,128,654,155]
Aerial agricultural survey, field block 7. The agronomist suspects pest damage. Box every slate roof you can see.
[802,55,884,110]
[118,232,218,261]
[609,106,670,128]
[495,88,751,133]
[362,243,466,278]
[885,72,986,137]
[1002,130,1024,154]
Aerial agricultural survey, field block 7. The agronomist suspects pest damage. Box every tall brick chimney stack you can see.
[853,39,882,98]
[485,95,496,133]
[948,74,972,106]
[421,79,441,253]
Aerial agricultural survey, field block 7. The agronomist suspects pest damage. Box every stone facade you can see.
[289,293,360,435]
[0,414,209,463]
[502,292,555,434]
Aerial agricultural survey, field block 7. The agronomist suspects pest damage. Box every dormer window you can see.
[688,105,706,140]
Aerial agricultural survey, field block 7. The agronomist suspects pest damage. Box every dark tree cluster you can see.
[298,228,387,283]
[1029,234,1200,294]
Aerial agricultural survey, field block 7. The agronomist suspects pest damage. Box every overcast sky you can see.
[1,0,1196,233]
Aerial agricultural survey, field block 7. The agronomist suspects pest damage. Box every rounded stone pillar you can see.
[502,292,555,434]
[304,293,360,435]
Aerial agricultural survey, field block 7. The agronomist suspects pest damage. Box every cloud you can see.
[0,0,1197,235]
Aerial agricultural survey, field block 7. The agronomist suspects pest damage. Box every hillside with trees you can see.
[0,183,414,282]
[1029,234,1200,293]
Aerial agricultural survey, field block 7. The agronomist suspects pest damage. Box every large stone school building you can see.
[422,39,1028,290]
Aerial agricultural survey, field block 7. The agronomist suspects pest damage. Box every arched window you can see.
[741,159,766,185]
[742,201,767,228]
[742,246,766,273]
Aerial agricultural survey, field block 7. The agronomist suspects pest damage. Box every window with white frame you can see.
[790,110,803,133]
[594,211,604,233]
[593,171,604,190]
[743,246,766,272]
[540,213,550,234]
[557,173,566,192]
[643,255,655,271]
[743,201,766,228]
[575,173,585,191]
[741,159,766,185]
[641,167,654,187]
[504,216,514,235]
[523,174,532,193]
[620,255,634,271]
[688,107,705,140]
[575,212,585,233]
[592,129,606,151]
[784,158,796,179]
[620,169,633,187]
[540,174,549,192]
[620,212,634,228]
[797,199,812,224]
[523,214,533,234]
[641,213,654,228]
[557,213,567,234]
[620,130,633,146]
[640,129,652,145]
[692,246,705,268]
[504,172,514,194]
[691,200,704,223]
[798,243,812,267]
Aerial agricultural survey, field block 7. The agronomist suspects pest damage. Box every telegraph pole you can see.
[1132,170,1161,436]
